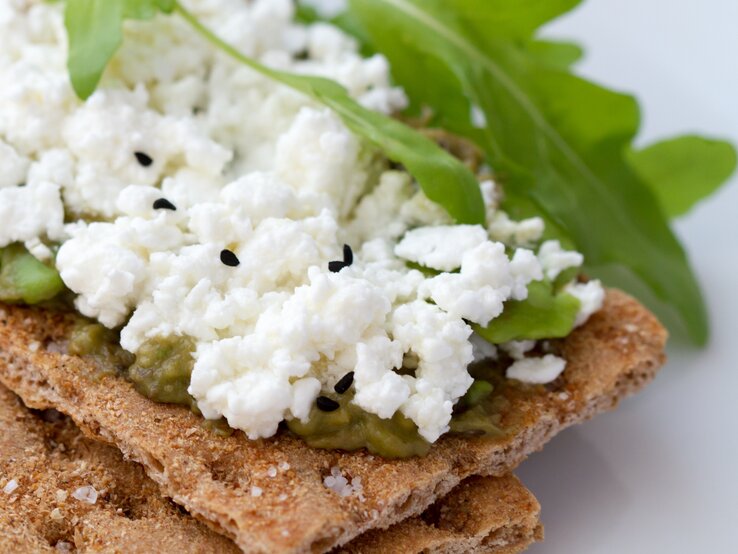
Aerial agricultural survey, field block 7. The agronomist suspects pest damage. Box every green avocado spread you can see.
[126,335,197,409]
[68,325,513,458]
[287,391,431,458]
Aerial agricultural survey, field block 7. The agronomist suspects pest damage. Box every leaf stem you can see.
[174,2,265,73]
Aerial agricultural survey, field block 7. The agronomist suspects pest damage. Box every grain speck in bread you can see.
[0,289,666,553]
[0,383,540,553]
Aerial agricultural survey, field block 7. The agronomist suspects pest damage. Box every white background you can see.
[519,0,738,552]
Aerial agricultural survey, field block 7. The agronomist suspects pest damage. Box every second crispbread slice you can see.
[0,289,667,553]
[0,383,541,554]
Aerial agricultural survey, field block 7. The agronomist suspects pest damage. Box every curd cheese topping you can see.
[0,0,604,443]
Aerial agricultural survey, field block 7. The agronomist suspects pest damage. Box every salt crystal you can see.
[323,466,364,499]
[50,508,64,521]
[3,479,18,494]
[266,466,277,478]
[278,494,288,502]
[55,541,73,553]
[72,485,98,505]
[56,490,68,502]
[278,461,290,471]
[250,486,263,497]
[28,341,40,353]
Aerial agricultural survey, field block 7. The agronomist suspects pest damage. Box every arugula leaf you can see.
[174,3,485,225]
[348,0,710,344]
[65,0,125,99]
[63,1,484,225]
[457,379,494,409]
[474,281,580,344]
[525,39,583,69]
[626,136,737,217]
[65,0,174,99]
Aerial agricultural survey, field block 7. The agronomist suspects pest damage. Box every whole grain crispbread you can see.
[0,384,239,554]
[0,289,667,553]
[0,383,541,554]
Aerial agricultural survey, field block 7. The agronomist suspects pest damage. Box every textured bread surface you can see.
[0,289,666,553]
[341,474,542,554]
[0,383,540,554]
[0,384,239,554]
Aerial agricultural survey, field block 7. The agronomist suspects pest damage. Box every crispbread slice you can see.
[0,384,541,554]
[0,384,239,554]
[0,289,666,553]
[340,475,542,554]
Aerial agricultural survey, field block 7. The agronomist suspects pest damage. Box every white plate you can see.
[519,1,738,552]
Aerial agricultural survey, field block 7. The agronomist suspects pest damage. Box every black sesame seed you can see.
[220,249,240,267]
[153,198,177,211]
[328,261,346,273]
[333,372,354,394]
[134,151,154,167]
[342,244,353,266]
[316,396,340,412]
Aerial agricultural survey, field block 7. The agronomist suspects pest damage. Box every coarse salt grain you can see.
[55,542,73,553]
[278,461,290,471]
[71,485,98,504]
[50,508,64,521]
[323,466,364,499]
[266,466,278,478]
[28,341,40,352]
[3,479,18,494]
[250,486,263,497]
[56,489,68,502]
[278,493,288,502]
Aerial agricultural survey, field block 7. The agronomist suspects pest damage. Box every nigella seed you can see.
[316,396,340,412]
[342,244,353,266]
[134,151,154,167]
[152,198,177,211]
[333,372,354,394]
[220,249,240,267]
[328,244,354,273]
[328,261,346,273]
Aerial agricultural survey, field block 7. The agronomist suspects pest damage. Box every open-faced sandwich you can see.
[0,0,733,552]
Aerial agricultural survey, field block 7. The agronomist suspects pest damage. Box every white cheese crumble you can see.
[394,225,489,272]
[538,240,584,280]
[0,181,65,249]
[418,243,542,326]
[507,354,567,384]
[501,340,536,361]
[0,139,28,188]
[0,0,603,443]
[566,280,606,327]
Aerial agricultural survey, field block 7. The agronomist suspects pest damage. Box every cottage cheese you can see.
[566,280,606,327]
[0,139,28,188]
[538,240,584,280]
[507,354,567,384]
[0,0,602,443]
[0,181,65,249]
